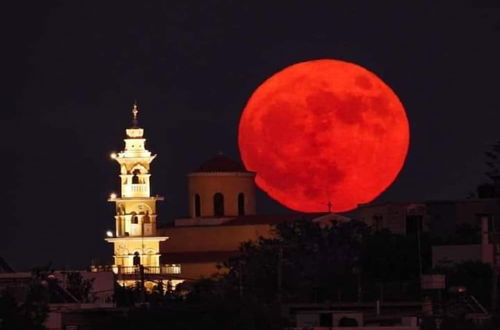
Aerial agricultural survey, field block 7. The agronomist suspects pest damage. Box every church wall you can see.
[188,174,256,217]
[112,240,161,268]
[160,224,274,253]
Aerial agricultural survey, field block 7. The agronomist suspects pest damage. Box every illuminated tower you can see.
[105,104,169,284]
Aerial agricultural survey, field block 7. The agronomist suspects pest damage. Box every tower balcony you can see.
[122,184,150,198]
[115,264,181,275]
[90,264,182,279]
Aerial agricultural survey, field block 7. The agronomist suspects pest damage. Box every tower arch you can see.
[194,194,201,217]
[213,193,225,216]
[238,192,245,216]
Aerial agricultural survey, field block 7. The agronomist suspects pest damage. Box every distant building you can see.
[356,199,500,236]
[0,266,115,330]
[356,199,500,272]
[432,214,500,269]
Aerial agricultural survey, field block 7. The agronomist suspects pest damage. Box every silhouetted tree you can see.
[64,271,94,302]
[221,218,369,303]
[0,266,54,330]
[485,141,500,180]
[0,290,44,330]
[435,261,492,309]
[475,141,500,198]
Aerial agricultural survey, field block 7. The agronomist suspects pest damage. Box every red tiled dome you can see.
[194,155,248,173]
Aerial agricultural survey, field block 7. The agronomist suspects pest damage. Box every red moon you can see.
[238,59,409,213]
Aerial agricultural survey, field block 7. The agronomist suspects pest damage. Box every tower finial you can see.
[132,101,139,127]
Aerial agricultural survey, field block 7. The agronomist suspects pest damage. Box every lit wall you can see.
[188,173,256,217]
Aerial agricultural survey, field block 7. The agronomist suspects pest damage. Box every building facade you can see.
[158,155,349,280]
[103,104,180,288]
[356,199,500,236]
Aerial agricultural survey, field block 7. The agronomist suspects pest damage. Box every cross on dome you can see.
[132,102,139,127]
[126,102,144,138]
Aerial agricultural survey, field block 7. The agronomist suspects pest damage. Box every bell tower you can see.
[105,103,168,278]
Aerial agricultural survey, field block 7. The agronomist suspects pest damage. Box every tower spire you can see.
[132,102,139,127]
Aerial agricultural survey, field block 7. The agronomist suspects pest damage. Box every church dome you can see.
[194,155,248,173]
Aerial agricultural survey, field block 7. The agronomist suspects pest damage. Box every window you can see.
[373,215,383,231]
[133,252,141,266]
[194,194,201,217]
[213,193,224,217]
[238,193,245,216]
[131,212,138,224]
[132,169,140,184]
[406,215,423,235]
[487,216,500,233]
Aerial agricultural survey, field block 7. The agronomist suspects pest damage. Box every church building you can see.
[102,104,346,285]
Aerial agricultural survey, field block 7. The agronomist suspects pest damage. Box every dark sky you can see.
[3,1,500,270]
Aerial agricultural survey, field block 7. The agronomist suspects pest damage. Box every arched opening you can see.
[144,249,155,267]
[238,193,245,216]
[213,193,224,217]
[117,203,125,215]
[143,211,150,223]
[132,169,140,184]
[194,194,201,217]
[131,212,138,224]
[133,251,141,266]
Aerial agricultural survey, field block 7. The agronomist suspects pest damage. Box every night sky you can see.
[3,2,500,270]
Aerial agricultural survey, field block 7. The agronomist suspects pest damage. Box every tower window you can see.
[131,212,138,224]
[133,252,141,266]
[238,193,245,216]
[194,194,201,217]
[213,193,224,217]
[132,169,140,184]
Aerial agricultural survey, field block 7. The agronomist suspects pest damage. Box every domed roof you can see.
[194,155,248,173]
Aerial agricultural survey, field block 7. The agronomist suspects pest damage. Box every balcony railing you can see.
[122,184,149,197]
[131,184,148,193]
[117,265,181,275]
[91,264,181,275]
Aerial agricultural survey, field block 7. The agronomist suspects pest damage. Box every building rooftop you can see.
[357,198,500,209]
[223,213,327,226]
[160,213,335,229]
[161,250,239,264]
